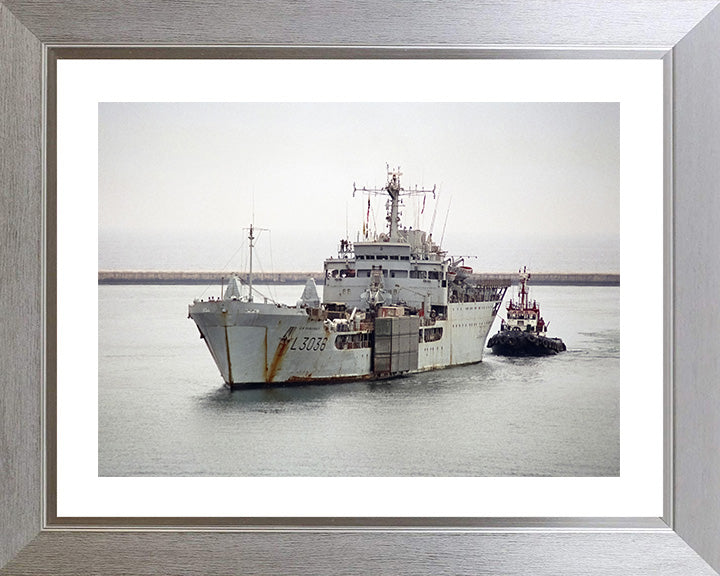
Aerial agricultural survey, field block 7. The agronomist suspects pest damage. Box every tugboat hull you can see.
[487,331,566,356]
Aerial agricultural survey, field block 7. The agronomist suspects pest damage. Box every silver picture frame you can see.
[2,1,720,574]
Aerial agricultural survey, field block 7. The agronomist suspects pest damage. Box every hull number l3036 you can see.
[290,336,329,352]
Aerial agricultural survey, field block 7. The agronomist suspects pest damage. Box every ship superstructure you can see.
[189,168,509,387]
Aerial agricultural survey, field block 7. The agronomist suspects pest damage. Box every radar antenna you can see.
[353,165,436,241]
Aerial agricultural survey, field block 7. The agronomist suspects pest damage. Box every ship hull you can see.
[487,331,566,356]
[189,299,499,387]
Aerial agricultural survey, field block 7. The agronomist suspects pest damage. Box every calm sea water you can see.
[99,283,619,477]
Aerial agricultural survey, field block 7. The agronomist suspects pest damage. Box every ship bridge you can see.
[323,237,449,312]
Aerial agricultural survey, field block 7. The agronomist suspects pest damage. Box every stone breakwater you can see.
[98,270,619,286]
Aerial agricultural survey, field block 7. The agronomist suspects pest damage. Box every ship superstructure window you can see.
[358,270,371,277]
[428,271,440,280]
[327,268,356,278]
[370,265,389,277]
[390,270,408,278]
[335,333,371,350]
[423,327,444,342]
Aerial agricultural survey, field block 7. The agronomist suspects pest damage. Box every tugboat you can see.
[487,267,566,356]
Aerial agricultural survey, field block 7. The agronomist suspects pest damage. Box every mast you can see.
[248,224,255,302]
[518,266,529,309]
[353,167,436,241]
[386,171,401,240]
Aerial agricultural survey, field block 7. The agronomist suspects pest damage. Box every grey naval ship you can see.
[189,168,509,388]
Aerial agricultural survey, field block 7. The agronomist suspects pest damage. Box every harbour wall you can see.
[98,270,620,286]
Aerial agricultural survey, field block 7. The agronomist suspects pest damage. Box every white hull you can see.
[190,299,498,386]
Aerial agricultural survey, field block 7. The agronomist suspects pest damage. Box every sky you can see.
[98,102,619,272]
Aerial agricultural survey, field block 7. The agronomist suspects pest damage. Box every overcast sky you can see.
[99,102,619,272]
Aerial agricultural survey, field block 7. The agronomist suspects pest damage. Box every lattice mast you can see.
[353,166,436,241]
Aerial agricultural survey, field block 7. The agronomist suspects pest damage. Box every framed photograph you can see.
[55,60,654,520]
[2,2,720,574]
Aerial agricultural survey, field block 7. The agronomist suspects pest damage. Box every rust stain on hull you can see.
[262,329,268,382]
[266,337,292,383]
[223,325,233,385]
[227,373,379,390]
[286,373,376,384]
